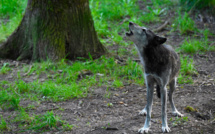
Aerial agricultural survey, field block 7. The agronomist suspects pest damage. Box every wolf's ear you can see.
[155,36,167,45]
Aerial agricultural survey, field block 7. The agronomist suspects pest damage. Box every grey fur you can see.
[126,22,183,133]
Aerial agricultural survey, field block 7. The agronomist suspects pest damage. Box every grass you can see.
[177,29,215,54]
[0,63,11,74]
[90,0,139,47]
[178,56,197,84]
[172,12,197,34]
[0,0,27,42]
[12,109,73,132]
[13,108,34,126]
[2,57,144,102]
[27,111,63,131]
[0,90,20,110]
[178,38,215,54]
[0,116,8,131]
[89,0,172,48]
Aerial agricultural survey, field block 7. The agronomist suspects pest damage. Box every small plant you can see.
[15,80,30,94]
[62,123,73,131]
[107,103,113,107]
[147,6,167,16]
[139,11,160,23]
[112,79,123,88]
[104,87,111,98]
[0,63,11,74]
[28,111,63,131]
[0,116,8,131]
[170,116,188,127]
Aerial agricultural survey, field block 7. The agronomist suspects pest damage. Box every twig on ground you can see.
[153,20,169,32]
[24,65,32,76]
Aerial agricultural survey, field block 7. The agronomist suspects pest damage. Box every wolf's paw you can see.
[138,127,150,134]
[162,126,170,133]
[139,108,147,116]
[172,111,184,117]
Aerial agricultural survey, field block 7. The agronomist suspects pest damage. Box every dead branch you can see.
[24,65,32,76]
[153,20,169,32]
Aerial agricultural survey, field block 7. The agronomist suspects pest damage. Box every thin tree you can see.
[0,0,106,61]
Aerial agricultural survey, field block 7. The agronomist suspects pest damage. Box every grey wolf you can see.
[125,22,183,133]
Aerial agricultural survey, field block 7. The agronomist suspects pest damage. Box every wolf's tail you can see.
[156,85,161,98]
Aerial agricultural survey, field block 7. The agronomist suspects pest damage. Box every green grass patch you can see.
[0,0,27,18]
[27,111,63,131]
[1,56,144,102]
[172,12,197,34]
[90,0,140,48]
[178,38,215,54]
[0,63,11,74]
[89,0,171,53]
[0,116,9,131]
[12,109,73,132]
[178,29,215,54]
[0,0,27,42]
[9,80,87,102]
[178,56,197,84]
[112,79,124,88]
[0,90,20,110]
[13,108,34,126]
[25,56,144,87]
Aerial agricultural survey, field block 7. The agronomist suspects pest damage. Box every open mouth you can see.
[126,27,133,36]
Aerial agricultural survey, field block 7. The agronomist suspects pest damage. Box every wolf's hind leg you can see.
[169,78,183,117]
[139,106,147,116]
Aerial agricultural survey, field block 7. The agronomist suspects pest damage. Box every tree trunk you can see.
[0,0,106,61]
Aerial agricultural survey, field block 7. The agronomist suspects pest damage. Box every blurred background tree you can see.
[180,0,215,11]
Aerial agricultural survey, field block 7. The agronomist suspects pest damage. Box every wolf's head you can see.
[126,22,166,48]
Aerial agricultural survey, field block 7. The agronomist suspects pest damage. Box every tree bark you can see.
[0,0,106,61]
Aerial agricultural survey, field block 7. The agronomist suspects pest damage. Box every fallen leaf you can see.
[119,101,124,104]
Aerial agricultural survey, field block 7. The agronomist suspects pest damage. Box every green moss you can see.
[185,106,197,112]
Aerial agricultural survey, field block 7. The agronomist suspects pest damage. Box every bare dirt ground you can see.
[1,2,215,134]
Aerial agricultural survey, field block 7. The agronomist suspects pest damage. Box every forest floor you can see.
[1,51,215,134]
[1,1,215,134]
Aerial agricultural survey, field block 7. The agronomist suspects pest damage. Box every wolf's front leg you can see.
[138,77,154,133]
[161,86,170,133]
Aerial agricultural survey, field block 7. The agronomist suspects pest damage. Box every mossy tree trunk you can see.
[0,0,106,61]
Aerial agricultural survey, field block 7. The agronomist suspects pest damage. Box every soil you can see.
[1,1,215,134]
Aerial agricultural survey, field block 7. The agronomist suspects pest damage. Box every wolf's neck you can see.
[135,45,145,66]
